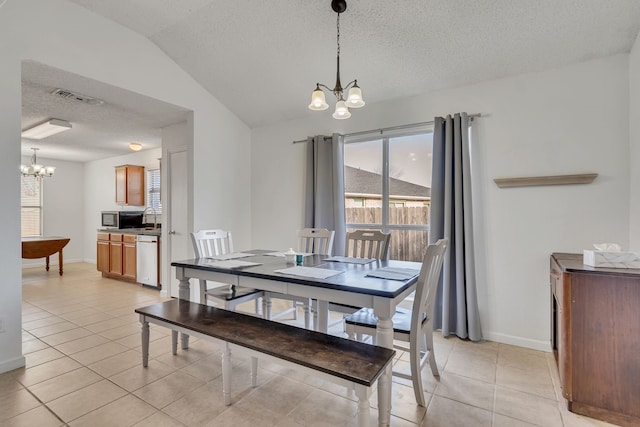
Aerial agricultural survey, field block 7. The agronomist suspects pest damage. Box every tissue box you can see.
[583,250,640,268]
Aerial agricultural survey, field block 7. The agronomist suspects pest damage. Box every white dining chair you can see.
[314,230,391,331]
[268,228,335,329]
[344,238,448,406]
[190,229,265,316]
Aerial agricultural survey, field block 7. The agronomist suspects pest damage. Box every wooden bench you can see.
[135,300,395,427]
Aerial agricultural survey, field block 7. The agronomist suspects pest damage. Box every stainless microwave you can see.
[101,211,144,229]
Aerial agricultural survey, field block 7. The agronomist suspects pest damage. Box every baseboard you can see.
[160,290,169,298]
[0,355,25,374]
[482,331,551,352]
[22,258,85,268]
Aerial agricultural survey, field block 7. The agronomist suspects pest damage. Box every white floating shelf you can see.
[494,173,598,188]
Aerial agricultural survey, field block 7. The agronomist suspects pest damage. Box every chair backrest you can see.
[345,230,391,259]
[411,239,448,335]
[191,229,234,257]
[297,228,335,256]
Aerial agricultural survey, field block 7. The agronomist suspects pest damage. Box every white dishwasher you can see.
[137,235,159,287]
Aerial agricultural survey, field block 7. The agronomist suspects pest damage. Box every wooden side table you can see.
[22,237,71,275]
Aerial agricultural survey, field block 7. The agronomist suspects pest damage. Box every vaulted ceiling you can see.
[67,0,640,128]
[21,1,640,161]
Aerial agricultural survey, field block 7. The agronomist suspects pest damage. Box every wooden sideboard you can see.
[550,253,640,427]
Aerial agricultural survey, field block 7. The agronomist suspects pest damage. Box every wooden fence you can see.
[346,206,430,262]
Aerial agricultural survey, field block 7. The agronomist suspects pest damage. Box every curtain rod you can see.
[292,113,481,144]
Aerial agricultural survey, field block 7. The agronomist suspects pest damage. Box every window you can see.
[21,175,42,237]
[344,128,433,261]
[146,168,161,212]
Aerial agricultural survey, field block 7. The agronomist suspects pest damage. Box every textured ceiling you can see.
[22,1,640,162]
[67,0,640,129]
[21,61,188,162]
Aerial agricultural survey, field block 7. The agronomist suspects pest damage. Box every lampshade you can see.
[22,119,72,140]
[309,87,329,111]
[129,142,143,151]
[345,84,365,108]
[332,100,351,120]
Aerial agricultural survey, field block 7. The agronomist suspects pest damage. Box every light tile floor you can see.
[1,263,621,426]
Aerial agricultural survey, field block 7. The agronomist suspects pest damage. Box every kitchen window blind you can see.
[146,168,161,212]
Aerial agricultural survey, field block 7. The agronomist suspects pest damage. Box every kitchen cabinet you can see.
[96,232,110,272]
[115,165,145,206]
[97,232,137,282]
[550,253,640,427]
[109,233,123,275]
[122,234,137,280]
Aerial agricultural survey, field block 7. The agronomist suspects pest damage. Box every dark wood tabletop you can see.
[171,249,422,298]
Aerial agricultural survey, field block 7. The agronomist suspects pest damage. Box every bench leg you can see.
[222,343,232,405]
[140,318,150,367]
[354,385,371,427]
[171,330,178,355]
[250,356,258,387]
[180,333,190,350]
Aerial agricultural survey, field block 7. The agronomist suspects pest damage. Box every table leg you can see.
[58,249,64,276]
[317,300,329,333]
[140,317,150,367]
[45,255,50,272]
[375,309,394,427]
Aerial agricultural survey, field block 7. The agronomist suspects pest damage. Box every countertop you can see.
[97,228,161,236]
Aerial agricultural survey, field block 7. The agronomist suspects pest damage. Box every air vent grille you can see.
[51,89,104,106]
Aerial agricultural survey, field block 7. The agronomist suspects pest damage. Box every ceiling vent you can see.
[51,88,105,106]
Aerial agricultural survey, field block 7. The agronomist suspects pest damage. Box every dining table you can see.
[171,250,422,427]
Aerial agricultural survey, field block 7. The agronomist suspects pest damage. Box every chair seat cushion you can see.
[345,307,425,334]
[205,286,262,301]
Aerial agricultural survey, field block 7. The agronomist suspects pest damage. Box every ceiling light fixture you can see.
[308,0,364,120]
[21,119,72,140]
[129,142,142,151]
[20,148,56,178]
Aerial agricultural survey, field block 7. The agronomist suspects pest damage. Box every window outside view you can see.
[344,131,433,261]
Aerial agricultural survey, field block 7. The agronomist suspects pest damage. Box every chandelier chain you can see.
[336,12,340,58]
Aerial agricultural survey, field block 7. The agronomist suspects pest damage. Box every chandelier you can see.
[20,148,56,178]
[308,0,365,120]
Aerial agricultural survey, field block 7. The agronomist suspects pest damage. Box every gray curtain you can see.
[304,134,346,256]
[430,113,482,341]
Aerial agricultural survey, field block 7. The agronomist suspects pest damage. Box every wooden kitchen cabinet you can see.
[550,253,640,427]
[97,232,137,282]
[115,165,145,206]
[122,234,137,280]
[109,233,123,275]
[96,232,110,273]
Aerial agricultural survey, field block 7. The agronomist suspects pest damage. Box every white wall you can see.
[629,32,640,248]
[21,157,85,268]
[0,0,251,373]
[251,55,631,351]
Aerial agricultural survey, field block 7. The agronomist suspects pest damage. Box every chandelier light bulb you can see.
[345,83,365,108]
[332,99,351,120]
[309,86,329,111]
